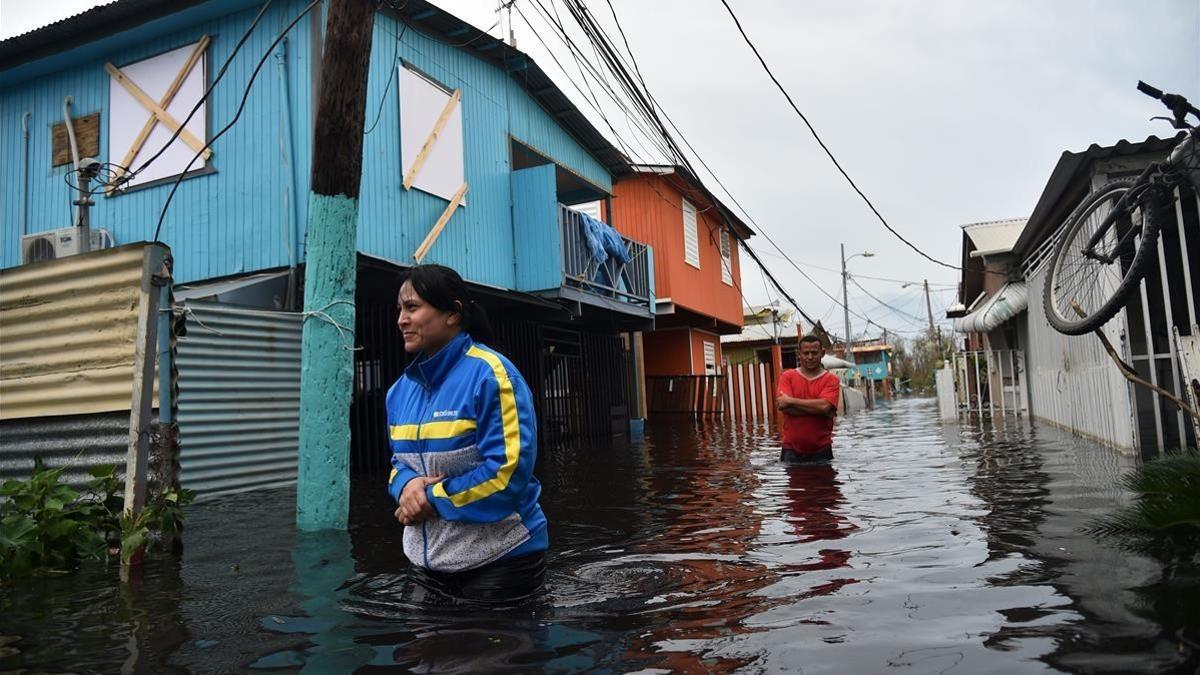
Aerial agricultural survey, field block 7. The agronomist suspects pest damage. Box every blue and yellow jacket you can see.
[386,331,547,572]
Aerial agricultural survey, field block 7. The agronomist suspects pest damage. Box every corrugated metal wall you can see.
[1024,264,1137,452]
[175,301,301,497]
[0,0,315,284]
[0,411,130,490]
[0,244,155,419]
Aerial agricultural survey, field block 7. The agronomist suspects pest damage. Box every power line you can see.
[537,0,825,331]
[154,0,322,241]
[716,0,960,272]
[116,0,275,189]
[848,275,927,324]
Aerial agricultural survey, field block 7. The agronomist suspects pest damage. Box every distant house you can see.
[945,218,1031,416]
[0,0,656,493]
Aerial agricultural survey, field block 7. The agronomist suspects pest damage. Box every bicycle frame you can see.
[1080,164,1157,264]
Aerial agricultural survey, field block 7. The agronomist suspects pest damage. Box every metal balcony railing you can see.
[558,205,652,308]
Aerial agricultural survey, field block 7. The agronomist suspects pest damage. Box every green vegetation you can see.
[0,458,193,580]
[891,330,950,394]
[1088,455,1200,560]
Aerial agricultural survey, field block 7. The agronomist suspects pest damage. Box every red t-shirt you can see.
[778,369,841,453]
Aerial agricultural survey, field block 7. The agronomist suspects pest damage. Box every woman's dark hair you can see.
[399,264,495,345]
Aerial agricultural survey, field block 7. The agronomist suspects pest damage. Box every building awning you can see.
[952,282,1028,333]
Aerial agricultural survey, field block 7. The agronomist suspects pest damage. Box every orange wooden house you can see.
[609,165,755,413]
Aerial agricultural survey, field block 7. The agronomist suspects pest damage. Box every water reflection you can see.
[1,399,1197,672]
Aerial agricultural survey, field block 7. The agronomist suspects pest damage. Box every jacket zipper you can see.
[416,369,433,569]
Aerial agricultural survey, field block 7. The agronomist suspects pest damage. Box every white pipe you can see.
[64,97,82,229]
[21,112,31,236]
[63,96,80,170]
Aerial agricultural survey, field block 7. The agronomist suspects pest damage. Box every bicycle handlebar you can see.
[1137,80,1164,100]
[1137,80,1199,129]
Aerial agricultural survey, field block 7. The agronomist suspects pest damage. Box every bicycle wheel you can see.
[1042,178,1163,335]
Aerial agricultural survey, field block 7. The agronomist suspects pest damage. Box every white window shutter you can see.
[720,229,732,285]
[682,198,699,268]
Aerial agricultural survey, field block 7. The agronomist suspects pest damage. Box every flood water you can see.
[2,397,1197,673]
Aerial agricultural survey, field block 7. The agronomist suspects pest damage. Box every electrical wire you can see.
[153,0,321,242]
[114,0,275,189]
[716,0,961,272]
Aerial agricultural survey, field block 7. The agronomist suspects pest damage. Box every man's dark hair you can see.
[799,334,824,348]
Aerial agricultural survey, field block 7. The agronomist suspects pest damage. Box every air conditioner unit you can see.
[20,228,114,264]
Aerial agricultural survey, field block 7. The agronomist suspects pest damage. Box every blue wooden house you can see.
[0,0,654,478]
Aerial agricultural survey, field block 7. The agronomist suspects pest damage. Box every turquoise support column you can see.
[296,192,358,531]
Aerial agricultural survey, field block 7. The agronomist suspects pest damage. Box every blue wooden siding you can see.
[2,5,614,293]
[356,14,611,290]
[0,0,317,284]
[511,165,560,292]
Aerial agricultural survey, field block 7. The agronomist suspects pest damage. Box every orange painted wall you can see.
[611,174,744,328]
[643,329,694,376]
[690,329,724,375]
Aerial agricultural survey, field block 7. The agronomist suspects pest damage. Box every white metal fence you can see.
[947,349,1028,419]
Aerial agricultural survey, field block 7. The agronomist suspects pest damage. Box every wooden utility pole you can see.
[297,0,375,531]
[923,279,944,354]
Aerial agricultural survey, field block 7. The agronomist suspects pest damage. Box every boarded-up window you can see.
[399,65,466,203]
[720,229,732,285]
[108,40,209,189]
[703,341,717,375]
[682,198,699,268]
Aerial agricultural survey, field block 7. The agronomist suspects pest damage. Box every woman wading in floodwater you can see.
[385,264,547,602]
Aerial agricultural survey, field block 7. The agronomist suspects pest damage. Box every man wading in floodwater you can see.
[776,334,841,463]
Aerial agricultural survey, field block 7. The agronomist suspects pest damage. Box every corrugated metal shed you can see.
[175,300,300,497]
[0,243,159,420]
[962,218,1028,257]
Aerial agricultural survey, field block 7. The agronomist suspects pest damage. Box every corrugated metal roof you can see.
[1012,133,1185,261]
[0,243,162,420]
[0,0,206,68]
[961,218,1028,257]
[953,281,1028,333]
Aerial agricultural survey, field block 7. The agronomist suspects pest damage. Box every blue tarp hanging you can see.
[577,212,631,290]
[578,212,631,265]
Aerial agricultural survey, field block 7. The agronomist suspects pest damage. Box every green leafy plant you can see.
[1088,455,1200,559]
[0,458,193,579]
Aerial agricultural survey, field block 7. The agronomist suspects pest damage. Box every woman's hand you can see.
[395,475,444,526]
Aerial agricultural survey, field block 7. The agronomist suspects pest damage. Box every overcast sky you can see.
[3,0,1197,338]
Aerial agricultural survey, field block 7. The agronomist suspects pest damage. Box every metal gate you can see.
[350,307,634,476]
[948,349,1028,418]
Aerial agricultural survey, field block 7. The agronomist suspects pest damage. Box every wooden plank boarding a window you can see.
[402,88,462,191]
[412,182,469,263]
[109,36,210,192]
[105,61,212,161]
[51,113,101,167]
